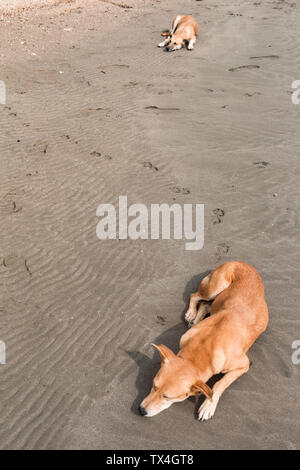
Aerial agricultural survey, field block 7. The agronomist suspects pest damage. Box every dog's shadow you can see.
[128,270,222,418]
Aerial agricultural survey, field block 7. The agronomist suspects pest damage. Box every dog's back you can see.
[181,262,269,370]
[176,15,199,36]
[210,261,268,333]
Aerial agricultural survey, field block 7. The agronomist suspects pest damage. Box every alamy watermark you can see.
[291,80,300,105]
[0,80,6,105]
[291,340,300,365]
[0,341,6,364]
[96,196,204,250]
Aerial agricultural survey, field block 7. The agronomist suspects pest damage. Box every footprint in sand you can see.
[244,92,262,97]
[216,243,230,258]
[0,200,22,217]
[90,151,101,158]
[2,255,32,277]
[144,106,180,112]
[123,81,139,87]
[227,12,243,16]
[12,201,22,213]
[156,315,166,326]
[228,65,260,72]
[212,208,225,224]
[99,64,130,71]
[32,140,49,155]
[249,55,280,60]
[3,106,17,117]
[143,161,158,171]
[171,186,191,195]
[254,161,269,168]
[90,151,112,160]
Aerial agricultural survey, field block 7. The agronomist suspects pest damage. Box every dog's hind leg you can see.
[185,276,215,324]
[185,265,233,324]
[189,301,210,326]
[185,292,201,324]
[197,265,233,302]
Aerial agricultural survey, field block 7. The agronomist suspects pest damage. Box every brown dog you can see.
[139,261,269,420]
[158,15,198,51]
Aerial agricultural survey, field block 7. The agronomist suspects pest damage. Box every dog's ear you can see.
[191,380,213,401]
[151,344,175,363]
[161,31,171,37]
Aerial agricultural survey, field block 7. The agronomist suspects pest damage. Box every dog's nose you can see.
[139,406,148,416]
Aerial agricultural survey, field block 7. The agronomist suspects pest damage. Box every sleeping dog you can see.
[139,262,269,420]
[158,15,198,51]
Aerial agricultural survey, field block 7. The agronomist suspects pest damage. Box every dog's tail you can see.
[161,30,171,37]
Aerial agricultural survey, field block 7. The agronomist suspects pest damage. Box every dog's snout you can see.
[139,405,148,416]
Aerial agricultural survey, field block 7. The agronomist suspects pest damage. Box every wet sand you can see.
[0,0,299,450]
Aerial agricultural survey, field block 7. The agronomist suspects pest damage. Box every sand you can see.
[0,0,61,11]
[0,0,299,450]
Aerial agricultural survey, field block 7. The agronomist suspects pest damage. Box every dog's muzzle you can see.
[138,405,148,416]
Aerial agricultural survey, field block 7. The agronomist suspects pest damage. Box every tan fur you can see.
[158,15,199,51]
[140,262,269,420]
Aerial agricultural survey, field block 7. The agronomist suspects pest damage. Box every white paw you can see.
[185,309,196,324]
[158,42,166,48]
[187,39,195,50]
[198,396,219,421]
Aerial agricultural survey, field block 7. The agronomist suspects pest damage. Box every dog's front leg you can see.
[158,37,171,48]
[198,356,250,421]
[188,38,196,50]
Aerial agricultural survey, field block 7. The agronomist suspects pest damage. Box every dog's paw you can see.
[198,396,219,421]
[187,40,195,50]
[185,309,196,325]
[187,319,196,329]
[158,42,166,48]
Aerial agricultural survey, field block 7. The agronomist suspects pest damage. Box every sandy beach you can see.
[0,0,299,450]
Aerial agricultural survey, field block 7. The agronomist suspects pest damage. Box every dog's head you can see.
[165,34,184,52]
[139,344,213,417]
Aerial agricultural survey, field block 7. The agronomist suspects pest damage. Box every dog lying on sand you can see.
[158,15,198,51]
[139,261,269,420]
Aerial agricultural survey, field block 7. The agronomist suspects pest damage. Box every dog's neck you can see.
[178,350,213,383]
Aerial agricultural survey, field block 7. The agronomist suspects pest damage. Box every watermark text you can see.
[291,340,300,365]
[0,341,6,364]
[291,80,300,104]
[0,80,6,105]
[96,196,204,250]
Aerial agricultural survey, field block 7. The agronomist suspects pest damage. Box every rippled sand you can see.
[0,0,299,450]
